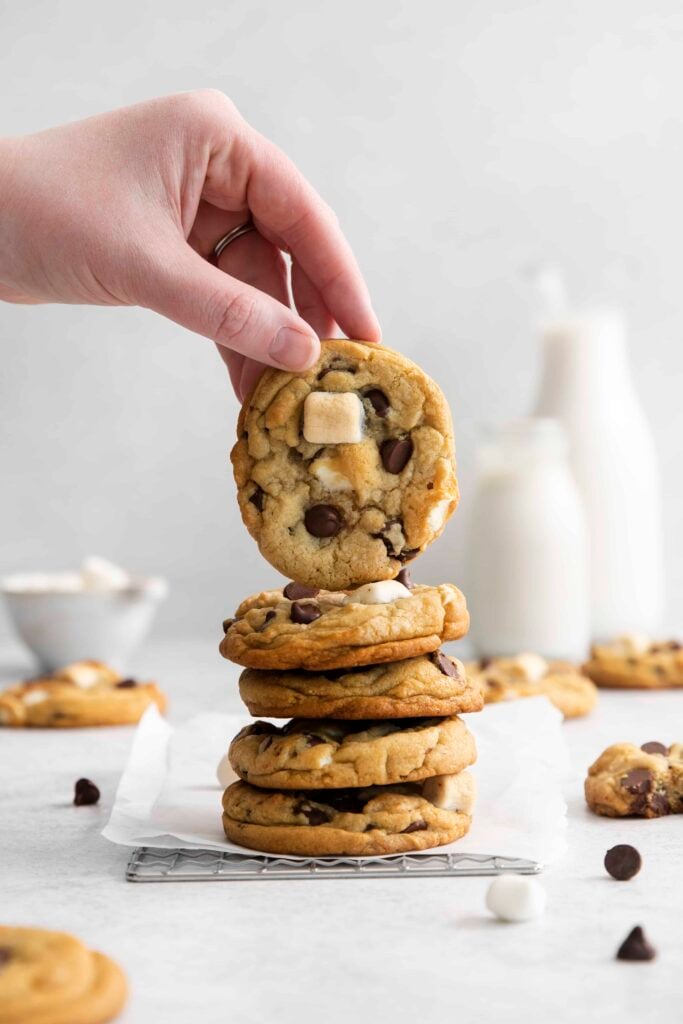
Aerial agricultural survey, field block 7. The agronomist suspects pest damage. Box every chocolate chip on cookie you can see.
[380,436,414,474]
[283,582,320,601]
[401,820,428,833]
[115,678,137,689]
[395,567,413,589]
[363,388,390,417]
[621,768,652,794]
[304,504,344,538]
[641,741,668,755]
[431,651,459,678]
[290,601,322,625]
[616,926,656,961]
[0,947,11,968]
[73,778,100,806]
[604,844,642,881]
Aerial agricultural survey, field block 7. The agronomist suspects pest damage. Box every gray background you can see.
[1,0,682,643]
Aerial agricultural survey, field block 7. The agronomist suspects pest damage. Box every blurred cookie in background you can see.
[466,652,597,719]
[583,634,683,689]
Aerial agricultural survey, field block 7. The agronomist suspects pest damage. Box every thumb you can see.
[142,245,320,371]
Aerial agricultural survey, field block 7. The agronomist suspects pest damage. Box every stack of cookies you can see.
[219,340,483,856]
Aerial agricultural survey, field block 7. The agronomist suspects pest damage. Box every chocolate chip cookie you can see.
[239,651,483,719]
[220,581,469,670]
[585,742,683,817]
[466,653,598,719]
[231,339,459,590]
[222,774,475,855]
[582,635,683,689]
[0,660,166,727]
[0,925,127,1023]
[228,715,476,790]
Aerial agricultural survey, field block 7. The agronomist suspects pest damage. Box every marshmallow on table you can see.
[303,392,364,445]
[422,773,476,815]
[486,875,547,922]
[344,580,412,605]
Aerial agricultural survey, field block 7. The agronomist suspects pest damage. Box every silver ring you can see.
[212,221,256,262]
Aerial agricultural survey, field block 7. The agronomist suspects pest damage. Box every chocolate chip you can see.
[258,610,276,632]
[222,618,235,633]
[431,651,460,678]
[283,582,320,601]
[649,793,671,816]
[0,948,12,968]
[380,436,414,474]
[616,926,656,961]
[74,778,100,806]
[115,678,137,689]
[249,486,265,511]
[398,548,419,563]
[294,800,331,825]
[304,504,343,538]
[401,820,428,834]
[396,568,413,589]
[304,734,327,747]
[317,360,356,380]
[291,601,322,625]
[621,768,652,795]
[316,789,367,813]
[249,721,277,736]
[604,844,642,881]
[641,741,668,755]
[364,388,390,417]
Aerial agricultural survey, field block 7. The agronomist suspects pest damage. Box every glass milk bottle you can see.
[466,419,590,660]
[534,310,663,638]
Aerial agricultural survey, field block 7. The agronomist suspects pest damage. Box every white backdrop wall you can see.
[1,0,682,642]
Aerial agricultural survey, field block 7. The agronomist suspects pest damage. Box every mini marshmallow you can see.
[344,580,412,605]
[422,773,476,814]
[81,556,130,591]
[311,459,353,492]
[62,663,102,690]
[486,875,547,922]
[303,392,364,445]
[513,653,548,683]
[216,752,239,788]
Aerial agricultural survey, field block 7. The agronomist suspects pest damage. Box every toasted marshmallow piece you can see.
[616,632,651,655]
[303,392,364,445]
[422,772,476,815]
[344,580,411,605]
[513,653,548,683]
[311,459,353,492]
[216,752,239,788]
[486,875,547,922]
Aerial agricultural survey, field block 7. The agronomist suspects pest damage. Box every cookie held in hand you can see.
[231,339,459,590]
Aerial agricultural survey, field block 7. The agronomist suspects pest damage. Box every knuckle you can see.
[171,88,239,126]
[209,290,258,344]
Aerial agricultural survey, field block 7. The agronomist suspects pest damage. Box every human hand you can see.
[0,90,381,399]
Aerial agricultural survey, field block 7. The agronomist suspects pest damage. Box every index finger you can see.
[244,131,382,344]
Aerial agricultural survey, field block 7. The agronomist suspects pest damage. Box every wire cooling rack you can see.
[126,847,542,882]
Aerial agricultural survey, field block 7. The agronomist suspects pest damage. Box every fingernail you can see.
[269,327,319,370]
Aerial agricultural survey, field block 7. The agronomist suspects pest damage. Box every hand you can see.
[0,90,381,399]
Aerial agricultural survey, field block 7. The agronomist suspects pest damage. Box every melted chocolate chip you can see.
[249,721,277,736]
[304,734,327,747]
[74,778,100,806]
[395,568,413,589]
[641,741,668,755]
[290,601,322,625]
[315,790,368,813]
[363,388,390,417]
[604,844,642,881]
[317,360,356,380]
[0,948,11,968]
[249,486,265,511]
[401,820,428,834]
[283,582,320,601]
[649,793,671,816]
[222,618,235,633]
[115,678,137,689]
[398,548,419,563]
[380,436,414,474]
[616,926,656,961]
[294,800,331,825]
[304,504,343,538]
[431,651,459,678]
[621,768,652,795]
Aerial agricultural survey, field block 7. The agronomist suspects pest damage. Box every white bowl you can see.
[2,579,168,672]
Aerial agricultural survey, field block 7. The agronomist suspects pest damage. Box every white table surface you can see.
[2,637,681,1024]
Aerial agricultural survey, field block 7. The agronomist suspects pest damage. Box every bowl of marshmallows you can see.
[2,557,168,671]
